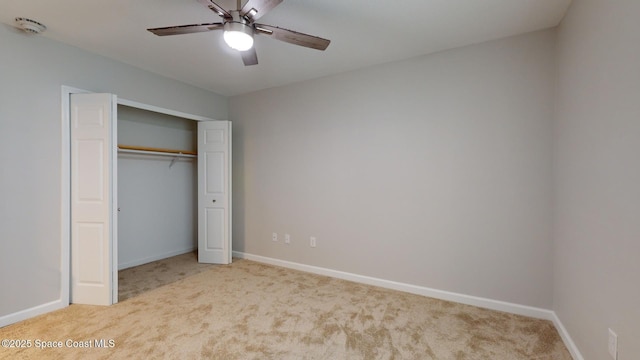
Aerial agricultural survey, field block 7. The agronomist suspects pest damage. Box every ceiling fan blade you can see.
[241,48,259,66]
[255,24,330,50]
[240,0,283,21]
[147,23,224,36]
[197,0,232,20]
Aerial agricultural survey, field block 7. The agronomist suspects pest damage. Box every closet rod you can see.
[118,149,197,159]
[118,145,197,157]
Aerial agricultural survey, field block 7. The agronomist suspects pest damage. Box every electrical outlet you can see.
[310,236,316,248]
[272,232,278,242]
[608,328,617,359]
[284,234,291,244]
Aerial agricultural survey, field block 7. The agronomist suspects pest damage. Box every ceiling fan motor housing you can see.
[226,10,252,28]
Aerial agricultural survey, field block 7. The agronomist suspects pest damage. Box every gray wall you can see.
[230,29,556,308]
[117,106,198,269]
[554,0,640,359]
[0,24,227,318]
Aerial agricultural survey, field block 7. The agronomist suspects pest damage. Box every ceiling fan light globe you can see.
[223,22,254,51]
[224,31,253,51]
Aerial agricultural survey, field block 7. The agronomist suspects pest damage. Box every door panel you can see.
[198,121,231,264]
[76,141,105,201]
[70,93,117,305]
[76,224,105,284]
[206,152,225,193]
[205,208,225,250]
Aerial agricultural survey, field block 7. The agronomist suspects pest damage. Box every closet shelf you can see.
[118,145,197,158]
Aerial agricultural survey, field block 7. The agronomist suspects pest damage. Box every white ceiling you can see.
[0,0,571,96]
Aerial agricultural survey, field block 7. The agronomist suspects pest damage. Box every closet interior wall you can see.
[117,105,198,270]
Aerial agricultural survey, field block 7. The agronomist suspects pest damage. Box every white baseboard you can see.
[0,299,67,328]
[118,247,196,270]
[550,312,585,360]
[233,251,583,360]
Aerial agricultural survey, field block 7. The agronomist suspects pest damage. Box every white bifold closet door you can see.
[70,93,118,306]
[197,121,232,264]
[70,93,231,306]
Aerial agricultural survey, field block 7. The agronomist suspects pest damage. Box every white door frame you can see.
[61,85,223,306]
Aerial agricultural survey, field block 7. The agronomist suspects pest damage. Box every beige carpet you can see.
[0,259,572,359]
[118,251,213,302]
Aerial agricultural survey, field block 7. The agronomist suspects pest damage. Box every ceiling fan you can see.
[147,0,330,66]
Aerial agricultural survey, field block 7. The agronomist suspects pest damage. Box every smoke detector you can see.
[15,17,47,34]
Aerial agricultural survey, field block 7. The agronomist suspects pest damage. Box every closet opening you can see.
[116,105,203,301]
